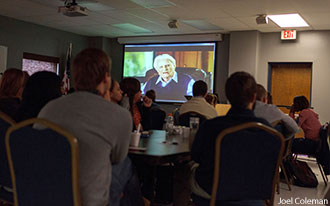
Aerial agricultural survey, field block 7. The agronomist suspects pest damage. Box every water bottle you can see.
[189,117,199,130]
[166,113,174,135]
[189,117,199,148]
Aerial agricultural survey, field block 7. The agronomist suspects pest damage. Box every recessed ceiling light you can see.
[267,13,309,28]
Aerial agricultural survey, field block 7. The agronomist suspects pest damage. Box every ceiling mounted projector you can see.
[58,0,88,17]
[168,20,178,29]
[256,14,268,24]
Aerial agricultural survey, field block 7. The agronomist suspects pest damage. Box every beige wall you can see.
[229,30,330,123]
[229,31,260,77]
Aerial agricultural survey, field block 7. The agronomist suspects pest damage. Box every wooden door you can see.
[270,63,312,114]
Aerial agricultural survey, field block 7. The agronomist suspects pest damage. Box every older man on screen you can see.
[143,54,195,101]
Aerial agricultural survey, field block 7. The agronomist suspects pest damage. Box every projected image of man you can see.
[143,54,195,101]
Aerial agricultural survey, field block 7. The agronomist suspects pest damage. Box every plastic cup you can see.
[183,127,190,138]
[130,132,141,147]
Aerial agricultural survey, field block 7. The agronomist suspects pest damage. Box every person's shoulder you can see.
[301,108,314,114]
[42,95,66,108]
[108,102,131,119]
[301,108,319,118]
[255,101,281,114]
[203,115,227,126]
[38,95,67,118]
[255,100,274,110]
[150,102,161,110]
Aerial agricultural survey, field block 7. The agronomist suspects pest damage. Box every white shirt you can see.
[179,96,218,119]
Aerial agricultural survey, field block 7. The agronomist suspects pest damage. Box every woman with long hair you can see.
[110,77,145,206]
[0,68,28,118]
[289,95,322,154]
[120,77,143,129]
[120,77,152,131]
[15,71,62,122]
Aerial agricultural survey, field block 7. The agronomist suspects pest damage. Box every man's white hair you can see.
[153,54,176,69]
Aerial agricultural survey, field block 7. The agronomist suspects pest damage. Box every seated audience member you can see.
[190,72,271,204]
[109,79,145,206]
[267,92,273,104]
[179,80,218,119]
[0,68,28,119]
[109,82,144,206]
[143,54,195,101]
[120,77,152,131]
[145,89,160,110]
[110,79,123,104]
[289,95,322,155]
[15,71,62,122]
[145,89,156,102]
[37,48,132,206]
[205,93,217,107]
[253,84,299,138]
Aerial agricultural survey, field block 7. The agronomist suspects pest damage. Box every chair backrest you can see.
[5,118,81,206]
[315,122,330,175]
[271,120,292,158]
[271,120,283,132]
[211,122,284,206]
[0,111,15,188]
[149,108,166,130]
[178,112,207,128]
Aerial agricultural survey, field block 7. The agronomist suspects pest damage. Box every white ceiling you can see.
[1,0,330,37]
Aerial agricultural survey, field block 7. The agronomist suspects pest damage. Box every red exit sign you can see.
[281,30,297,40]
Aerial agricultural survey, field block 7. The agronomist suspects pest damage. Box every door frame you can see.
[267,62,313,106]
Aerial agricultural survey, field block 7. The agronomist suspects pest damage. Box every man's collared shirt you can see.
[155,72,194,96]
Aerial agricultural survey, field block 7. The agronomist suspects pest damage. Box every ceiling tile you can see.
[290,0,330,13]
[152,5,197,19]
[0,0,330,36]
[99,0,144,10]
[302,12,330,27]
[125,8,169,21]
[210,17,250,30]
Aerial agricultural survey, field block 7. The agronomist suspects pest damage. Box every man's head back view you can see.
[225,71,257,109]
[256,84,267,103]
[37,48,132,206]
[72,48,111,96]
[193,80,208,97]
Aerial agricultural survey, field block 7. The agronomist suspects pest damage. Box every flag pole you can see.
[62,42,72,95]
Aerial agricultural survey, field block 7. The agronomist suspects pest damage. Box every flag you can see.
[62,43,72,95]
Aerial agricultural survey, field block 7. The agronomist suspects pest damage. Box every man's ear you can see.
[103,72,111,83]
[103,72,111,93]
[251,93,257,104]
